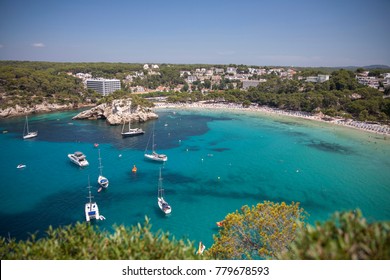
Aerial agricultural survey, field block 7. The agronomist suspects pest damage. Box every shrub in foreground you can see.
[278,210,390,260]
[0,218,205,260]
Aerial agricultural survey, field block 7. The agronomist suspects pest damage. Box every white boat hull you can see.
[68,153,89,167]
[121,129,145,137]
[145,153,168,162]
[158,197,171,214]
[85,202,100,222]
[23,131,38,139]
[98,175,109,188]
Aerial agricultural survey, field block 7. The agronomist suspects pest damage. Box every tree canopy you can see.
[206,201,307,260]
[278,210,390,260]
[0,218,204,260]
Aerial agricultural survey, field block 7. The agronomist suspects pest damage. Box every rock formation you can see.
[0,102,83,118]
[72,98,158,125]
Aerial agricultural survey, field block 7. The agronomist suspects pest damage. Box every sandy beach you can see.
[154,101,390,137]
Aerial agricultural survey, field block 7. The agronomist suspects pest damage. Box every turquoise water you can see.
[1,108,390,248]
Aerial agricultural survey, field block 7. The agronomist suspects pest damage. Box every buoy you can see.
[132,165,137,173]
[216,221,224,227]
[119,154,122,158]
[94,143,99,148]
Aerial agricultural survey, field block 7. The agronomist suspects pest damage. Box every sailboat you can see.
[121,103,145,137]
[121,120,145,137]
[144,128,168,162]
[23,116,38,139]
[157,168,171,214]
[97,149,109,192]
[85,177,100,222]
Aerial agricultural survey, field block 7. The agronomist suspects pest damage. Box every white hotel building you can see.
[86,78,121,95]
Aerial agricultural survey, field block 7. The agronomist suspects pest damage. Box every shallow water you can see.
[0,108,389,248]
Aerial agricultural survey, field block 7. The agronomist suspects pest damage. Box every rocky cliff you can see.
[72,98,158,125]
[0,102,86,118]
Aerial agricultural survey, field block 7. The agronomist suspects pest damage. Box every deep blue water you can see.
[1,108,389,248]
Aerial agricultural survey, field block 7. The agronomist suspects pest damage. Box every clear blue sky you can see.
[0,0,389,67]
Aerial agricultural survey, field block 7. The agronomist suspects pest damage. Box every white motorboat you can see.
[97,149,109,191]
[157,168,171,215]
[23,116,38,139]
[68,151,89,167]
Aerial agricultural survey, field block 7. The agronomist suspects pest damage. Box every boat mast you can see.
[158,168,163,199]
[87,176,93,205]
[152,130,156,153]
[26,116,29,134]
[98,149,103,176]
[24,116,29,135]
[127,101,131,131]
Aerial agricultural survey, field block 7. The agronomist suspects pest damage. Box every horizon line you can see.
[0,59,389,69]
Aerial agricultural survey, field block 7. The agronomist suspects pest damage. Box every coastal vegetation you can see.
[1,204,388,260]
[166,70,390,123]
[97,90,154,109]
[278,210,390,260]
[0,218,204,260]
[206,201,307,260]
[1,61,389,124]
[0,62,98,109]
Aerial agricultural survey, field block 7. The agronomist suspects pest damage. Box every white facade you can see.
[318,74,330,82]
[86,79,121,95]
[242,79,266,89]
[226,67,237,74]
[306,75,329,83]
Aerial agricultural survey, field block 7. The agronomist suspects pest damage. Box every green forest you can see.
[1,61,390,123]
[166,70,390,123]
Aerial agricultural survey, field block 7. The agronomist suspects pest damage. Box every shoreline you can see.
[0,103,94,118]
[154,101,390,137]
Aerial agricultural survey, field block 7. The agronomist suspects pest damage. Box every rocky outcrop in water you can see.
[0,102,85,118]
[72,98,158,125]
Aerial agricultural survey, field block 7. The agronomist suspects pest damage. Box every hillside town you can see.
[70,64,390,96]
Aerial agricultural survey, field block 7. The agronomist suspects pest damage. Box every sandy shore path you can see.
[154,101,390,137]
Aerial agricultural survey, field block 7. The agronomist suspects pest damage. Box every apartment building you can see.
[86,78,121,95]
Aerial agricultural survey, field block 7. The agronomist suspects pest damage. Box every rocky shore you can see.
[0,102,90,118]
[72,98,158,125]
